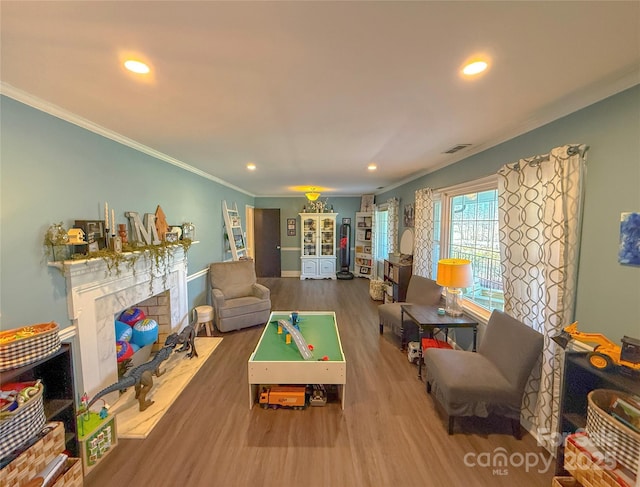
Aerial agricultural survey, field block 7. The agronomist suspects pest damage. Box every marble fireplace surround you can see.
[54,247,189,402]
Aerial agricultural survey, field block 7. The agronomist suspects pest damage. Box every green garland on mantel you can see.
[52,240,193,292]
[72,239,192,272]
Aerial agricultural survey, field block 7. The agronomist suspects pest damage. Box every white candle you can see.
[111,209,115,235]
[105,202,109,229]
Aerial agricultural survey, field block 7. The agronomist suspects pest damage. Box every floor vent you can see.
[443,143,472,154]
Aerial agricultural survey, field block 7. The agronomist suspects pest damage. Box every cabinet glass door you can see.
[303,217,317,256]
[320,217,334,256]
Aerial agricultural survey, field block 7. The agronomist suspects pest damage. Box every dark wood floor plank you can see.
[84,277,555,487]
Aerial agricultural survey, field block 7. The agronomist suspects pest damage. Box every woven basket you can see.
[369,279,387,301]
[0,422,64,485]
[0,322,60,371]
[0,382,46,460]
[0,422,83,487]
[564,433,630,487]
[551,477,583,487]
[586,389,640,474]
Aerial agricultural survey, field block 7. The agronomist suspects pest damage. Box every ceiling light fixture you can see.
[124,59,150,74]
[462,61,488,76]
[305,188,321,201]
[367,163,377,171]
[246,163,256,171]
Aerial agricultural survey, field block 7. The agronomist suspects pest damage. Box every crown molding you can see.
[0,82,254,197]
[376,66,640,196]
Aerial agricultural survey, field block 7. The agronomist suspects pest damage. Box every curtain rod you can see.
[522,144,589,168]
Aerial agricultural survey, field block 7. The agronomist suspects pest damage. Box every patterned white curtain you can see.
[387,198,399,255]
[413,188,434,278]
[497,144,587,452]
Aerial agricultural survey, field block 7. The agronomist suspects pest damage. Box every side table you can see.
[400,304,478,380]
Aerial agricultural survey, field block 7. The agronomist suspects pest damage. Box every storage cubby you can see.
[1,344,79,458]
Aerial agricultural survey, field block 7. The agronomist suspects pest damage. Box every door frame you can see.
[245,205,254,259]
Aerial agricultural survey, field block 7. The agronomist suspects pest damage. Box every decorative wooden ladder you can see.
[223,201,247,260]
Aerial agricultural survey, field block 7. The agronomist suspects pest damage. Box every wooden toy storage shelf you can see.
[383,256,412,302]
[1,344,79,457]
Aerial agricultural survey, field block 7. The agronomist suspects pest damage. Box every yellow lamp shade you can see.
[436,259,473,288]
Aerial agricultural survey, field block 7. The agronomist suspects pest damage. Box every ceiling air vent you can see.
[443,144,471,154]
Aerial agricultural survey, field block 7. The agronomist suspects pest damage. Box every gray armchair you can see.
[378,275,443,346]
[209,260,271,333]
[424,310,543,437]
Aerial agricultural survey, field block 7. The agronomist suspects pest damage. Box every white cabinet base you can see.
[300,257,337,280]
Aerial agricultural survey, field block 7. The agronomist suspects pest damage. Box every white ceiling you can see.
[2,1,639,197]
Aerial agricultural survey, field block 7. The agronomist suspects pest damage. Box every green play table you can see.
[247,311,346,409]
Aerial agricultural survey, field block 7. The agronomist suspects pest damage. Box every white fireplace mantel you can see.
[50,247,189,401]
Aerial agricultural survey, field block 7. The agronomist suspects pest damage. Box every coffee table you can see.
[247,311,347,409]
[401,304,478,380]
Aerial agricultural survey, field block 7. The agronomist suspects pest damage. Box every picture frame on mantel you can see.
[75,220,106,248]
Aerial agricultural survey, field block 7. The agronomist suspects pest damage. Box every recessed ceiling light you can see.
[462,61,488,76]
[367,163,377,171]
[124,59,150,74]
[246,163,256,171]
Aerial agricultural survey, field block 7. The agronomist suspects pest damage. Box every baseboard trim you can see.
[281,270,301,278]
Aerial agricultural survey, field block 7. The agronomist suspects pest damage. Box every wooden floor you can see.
[85,277,555,487]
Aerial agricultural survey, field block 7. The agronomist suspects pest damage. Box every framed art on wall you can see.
[287,218,297,237]
[361,195,374,212]
[619,212,640,266]
[404,204,414,227]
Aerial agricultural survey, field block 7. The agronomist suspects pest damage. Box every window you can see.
[373,207,388,263]
[434,176,504,313]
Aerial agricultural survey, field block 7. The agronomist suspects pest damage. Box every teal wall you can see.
[377,85,640,343]
[255,196,361,272]
[0,96,253,330]
[2,86,638,344]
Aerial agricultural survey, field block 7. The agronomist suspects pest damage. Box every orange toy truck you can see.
[554,322,640,372]
[259,385,306,409]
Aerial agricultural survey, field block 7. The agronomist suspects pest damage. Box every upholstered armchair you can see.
[209,260,271,333]
[378,275,443,346]
[424,310,543,437]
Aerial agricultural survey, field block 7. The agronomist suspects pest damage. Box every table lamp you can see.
[436,259,473,316]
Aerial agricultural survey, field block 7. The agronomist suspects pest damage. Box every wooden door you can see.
[254,208,281,277]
